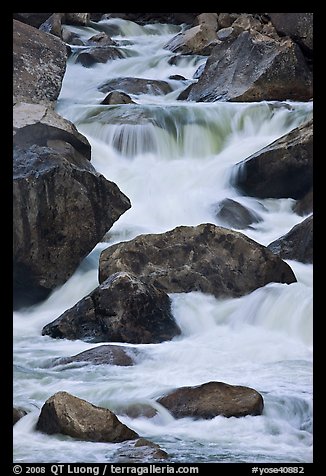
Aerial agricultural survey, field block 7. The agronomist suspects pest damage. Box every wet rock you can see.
[233,119,313,199]
[214,198,263,229]
[101,91,136,105]
[61,27,85,45]
[157,381,264,419]
[117,438,168,461]
[64,13,90,26]
[164,23,218,55]
[268,13,313,53]
[39,13,63,38]
[294,189,313,216]
[42,272,180,343]
[54,345,139,367]
[36,392,138,442]
[106,13,200,25]
[13,140,130,308]
[87,32,116,46]
[98,77,172,96]
[99,223,296,299]
[13,19,67,104]
[13,13,52,28]
[187,31,312,102]
[76,47,123,67]
[120,404,158,419]
[267,215,313,264]
[13,407,27,425]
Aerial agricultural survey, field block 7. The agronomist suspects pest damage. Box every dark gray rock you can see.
[232,119,313,199]
[87,32,116,46]
[98,77,172,96]
[13,13,52,28]
[13,407,27,425]
[214,198,263,229]
[64,13,90,26]
[101,91,136,105]
[76,47,123,67]
[117,438,168,461]
[39,13,63,38]
[187,31,312,102]
[294,189,313,216]
[36,392,138,442]
[99,223,296,299]
[54,345,139,367]
[13,141,130,308]
[42,272,180,343]
[13,19,67,104]
[268,13,313,53]
[158,381,264,419]
[267,215,313,264]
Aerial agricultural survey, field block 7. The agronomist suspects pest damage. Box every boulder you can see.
[187,31,312,102]
[214,198,262,229]
[164,23,218,55]
[13,13,52,28]
[218,13,233,29]
[232,119,313,199]
[87,32,116,46]
[13,143,130,308]
[39,13,63,38]
[98,77,172,96]
[13,102,91,159]
[232,13,263,33]
[36,392,138,442]
[13,407,27,425]
[117,438,168,461]
[99,223,296,299]
[106,13,200,25]
[13,19,67,104]
[61,27,85,46]
[54,345,139,366]
[194,13,218,30]
[267,215,313,264]
[157,381,264,419]
[101,91,136,105]
[294,189,313,216]
[120,404,157,419]
[76,47,123,67]
[42,272,180,343]
[268,13,313,53]
[64,13,90,26]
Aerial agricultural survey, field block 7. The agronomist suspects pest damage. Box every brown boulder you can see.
[157,381,264,419]
[267,215,313,264]
[164,23,218,55]
[117,438,168,461]
[13,19,67,105]
[294,189,313,216]
[233,119,313,199]
[13,407,27,425]
[54,345,139,367]
[64,13,90,26]
[187,31,312,102]
[99,223,296,299]
[76,47,123,67]
[101,91,136,105]
[36,392,138,442]
[42,272,180,343]
[98,77,172,96]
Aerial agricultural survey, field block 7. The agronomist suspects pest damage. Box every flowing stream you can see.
[13,18,313,463]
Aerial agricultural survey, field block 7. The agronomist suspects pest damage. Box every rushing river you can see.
[13,18,313,463]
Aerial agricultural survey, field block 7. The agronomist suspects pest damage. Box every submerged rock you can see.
[13,407,27,425]
[76,47,123,67]
[42,272,180,343]
[101,91,136,105]
[98,77,173,96]
[36,392,138,442]
[233,119,313,199]
[99,223,296,299]
[214,198,263,229]
[157,381,264,419]
[267,215,313,264]
[187,31,312,102]
[54,345,139,367]
[13,19,67,104]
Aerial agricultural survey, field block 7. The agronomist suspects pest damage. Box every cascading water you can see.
[13,18,313,463]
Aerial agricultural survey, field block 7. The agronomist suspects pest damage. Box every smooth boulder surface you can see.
[36,392,138,442]
[13,19,67,104]
[164,23,218,55]
[101,91,136,105]
[76,47,123,67]
[98,77,173,96]
[99,224,296,299]
[117,438,168,461]
[267,215,313,264]
[233,119,313,199]
[13,407,27,425]
[13,143,130,308]
[54,345,139,367]
[157,381,264,419]
[268,13,313,53]
[294,189,313,216]
[187,31,312,102]
[42,272,180,343]
[214,198,262,229]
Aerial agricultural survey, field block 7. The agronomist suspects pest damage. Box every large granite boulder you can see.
[164,23,218,55]
[267,215,313,264]
[99,223,296,299]
[42,272,180,343]
[233,119,313,199]
[187,31,312,102]
[36,392,138,442]
[157,381,264,419]
[268,13,313,53]
[13,19,67,104]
